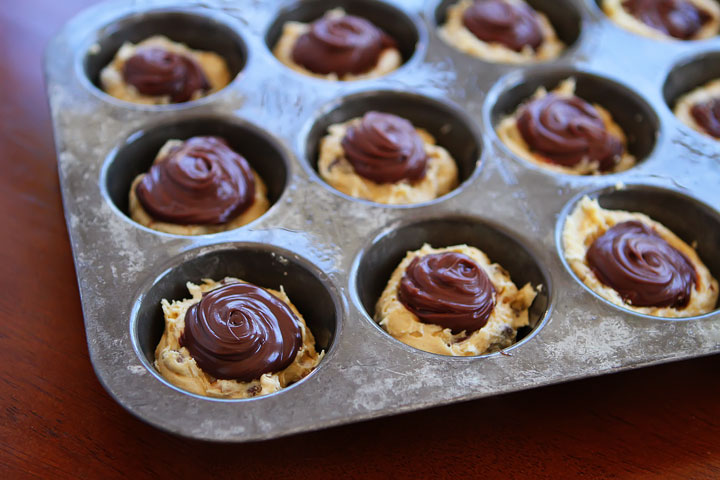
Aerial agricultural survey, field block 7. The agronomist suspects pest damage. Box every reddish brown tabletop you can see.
[1,2,719,478]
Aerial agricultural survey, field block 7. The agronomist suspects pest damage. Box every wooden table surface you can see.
[2,1,719,478]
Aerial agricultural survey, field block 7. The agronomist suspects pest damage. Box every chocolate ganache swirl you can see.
[291,14,396,76]
[691,98,720,138]
[122,47,210,103]
[517,93,624,171]
[462,0,544,52]
[180,282,303,381]
[586,221,697,308]
[341,112,428,184]
[622,0,710,39]
[398,252,497,333]
[135,136,256,225]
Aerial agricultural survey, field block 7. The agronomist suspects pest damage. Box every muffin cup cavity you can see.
[487,68,660,172]
[557,184,720,318]
[265,0,423,70]
[434,0,582,53]
[304,90,482,204]
[353,217,551,355]
[82,9,247,104]
[663,51,720,109]
[130,244,341,398]
[102,116,289,233]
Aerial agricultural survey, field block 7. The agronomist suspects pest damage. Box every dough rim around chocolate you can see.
[673,78,720,140]
[317,118,460,205]
[562,196,719,317]
[128,139,270,235]
[376,244,537,356]
[496,78,637,175]
[154,278,323,399]
[438,0,565,64]
[99,35,232,105]
[272,8,403,81]
[601,0,720,41]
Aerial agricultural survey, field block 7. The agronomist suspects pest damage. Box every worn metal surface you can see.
[45,0,720,441]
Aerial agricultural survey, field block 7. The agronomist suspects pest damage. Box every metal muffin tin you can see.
[45,0,720,441]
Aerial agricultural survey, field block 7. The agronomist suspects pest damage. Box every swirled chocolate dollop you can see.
[517,93,624,171]
[586,221,697,308]
[341,112,428,184]
[135,136,256,225]
[462,0,544,52]
[122,47,210,103]
[398,252,496,333]
[180,282,303,381]
[622,0,710,39]
[691,97,720,138]
[291,14,396,76]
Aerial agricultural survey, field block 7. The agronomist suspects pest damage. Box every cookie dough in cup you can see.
[673,78,720,139]
[375,244,537,356]
[100,35,231,105]
[438,0,565,63]
[129,136,270,235]
[272,8,403,80]
[155,277,323,399]
[317,111,459,204]
[497,78,636,175]
[601,0,720,41]
[563,196,719,317]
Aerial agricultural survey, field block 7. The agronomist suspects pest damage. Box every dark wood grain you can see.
[1,2,718,479]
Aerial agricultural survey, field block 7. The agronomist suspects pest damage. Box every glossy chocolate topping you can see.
[341,111,428,184]
[690,97,720,138]
[291,14,396,76]
[622,0,709,39]
[586,221,697,308]
[462,0,544,52]
[122,47,210,103]
[135,136,256,225]
[398,252,496,333]
[180,282,303,382]
[517,93,624,171]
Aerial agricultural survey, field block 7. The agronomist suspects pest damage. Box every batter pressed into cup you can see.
[497,78,636,175]
[272,8,403,81]
[562,196,718,317]
[601,0,720,41]
[155,277,323,399]
[673,79,720,139]
[100,35,231,105]
[438,0,565,63]
[129,136,270,235]
[317,111,459,205]
[376,244,537,356]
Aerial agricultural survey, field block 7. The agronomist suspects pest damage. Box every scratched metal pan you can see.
[45,0,720,441]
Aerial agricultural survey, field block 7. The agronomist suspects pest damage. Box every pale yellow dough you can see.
[602,0,720,40]
[497,78,636,175]
[155,278,323,399]
[673,79,720,140]
[99,35,231,105]
[438,0,565,63]
[272,8,403,81]
[129,140,270,235]
[318,118,459,204]
[376,244,537,356]
[563,196,719,317]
